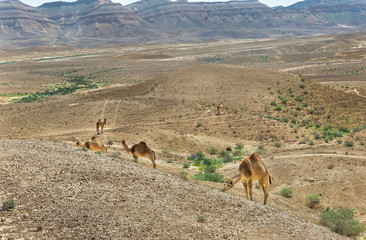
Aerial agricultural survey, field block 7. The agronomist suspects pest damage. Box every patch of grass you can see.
[235,142,244,149]
[344,141,354,147]
[274,105,283,111]
[299,138,307,144]
[14,74,98,103]
[192,171,225,183]
[305,193,321,208]
[232,148,244,157]
[107,138,115,145]
[274,142,281,148]
[295,96,304,102]
[221,150,233,163]
[279,188,293,198]
[209,147,218,155]
[183,163,191,168]
[197,215,206,223]
[319,207,365,237]
[2,198,17,210]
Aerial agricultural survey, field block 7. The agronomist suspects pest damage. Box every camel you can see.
[217,102,223,115]
[223,153,272,205]
[121,140,156,169]
[76,136,107,153]
[96,119,106,134]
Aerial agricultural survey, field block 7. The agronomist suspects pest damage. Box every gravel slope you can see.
[0,139,349,239]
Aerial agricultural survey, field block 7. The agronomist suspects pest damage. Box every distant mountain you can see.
[1,0,366,48]
[0,0,59,39]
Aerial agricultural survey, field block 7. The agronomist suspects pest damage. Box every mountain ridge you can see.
[1,0,366,48]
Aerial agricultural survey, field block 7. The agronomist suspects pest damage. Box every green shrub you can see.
[107,138,114,145]
[305,193,321,208]
[281,97,289,105]
[205,165,216,173]
[280,116,288,123]
[221,151,233,163]
[308,140,314,145]
[279,188,293,198]
[274,142,281,148]
[291,118,297,124]
[2,198,17,210]
[270,101,276,106]
[314,133,322,140]
[188,151,205,165]
[295,96,304,102]
[197,215,206,223]
[183,163,191,168]
[319,207,365,237]
[209,147,218,155]
[235,142,244,149]
[232,149,244,157]
[193,172,225,183]
[274,105,283,111]
[344,141,354,147]
[196,122,202,128]
[339,127,350,133]
[295,105,302,110]
[299,139,307,144]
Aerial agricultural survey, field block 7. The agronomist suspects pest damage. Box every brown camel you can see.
[121,140,156,169]
[96,118,106,134]
[76,136,107,153]
[217,102,223,115]
[223,153,272,205]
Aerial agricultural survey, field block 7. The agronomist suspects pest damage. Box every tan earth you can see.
[1,33,366,239]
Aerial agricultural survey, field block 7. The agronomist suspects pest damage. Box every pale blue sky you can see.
[20,0,302,8]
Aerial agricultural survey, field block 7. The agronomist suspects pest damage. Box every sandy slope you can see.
[0,139,349,240]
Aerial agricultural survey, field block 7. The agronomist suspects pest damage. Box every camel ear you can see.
[250,152,260,161]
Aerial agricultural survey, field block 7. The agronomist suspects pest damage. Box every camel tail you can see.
[153,151,156,160]
[269,174,273,186]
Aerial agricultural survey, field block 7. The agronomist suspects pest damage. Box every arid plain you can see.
[1,32,366,239]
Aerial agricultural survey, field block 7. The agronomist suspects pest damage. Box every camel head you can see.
[75,138,81,146]
[223,179,234,192]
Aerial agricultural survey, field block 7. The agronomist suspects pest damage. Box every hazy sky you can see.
[20,0,303,8]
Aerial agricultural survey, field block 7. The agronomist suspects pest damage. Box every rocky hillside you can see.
[0,139,349,239]
[1,0,366,48]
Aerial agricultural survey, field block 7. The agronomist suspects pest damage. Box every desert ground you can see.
[1,32,366,239]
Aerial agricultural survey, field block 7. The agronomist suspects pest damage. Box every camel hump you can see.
[249,152,260,161]
[139,141,147,146]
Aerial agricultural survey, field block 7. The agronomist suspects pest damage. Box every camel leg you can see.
[248,180,253,201]
[242,181,249,200]
[133,154,138,163]
[148,154,156,169]
[101,126,103,134]
[260,177,269,205]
